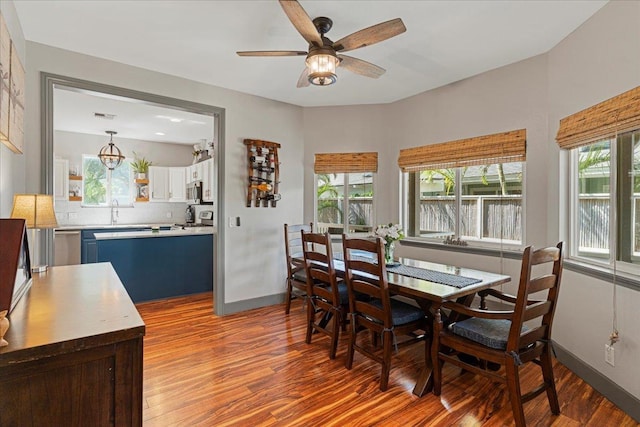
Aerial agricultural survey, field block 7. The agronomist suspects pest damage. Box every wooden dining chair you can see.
[301,231,348,359]
[432,242,564,427]
[283,223,313,314]
[342,235,428,391]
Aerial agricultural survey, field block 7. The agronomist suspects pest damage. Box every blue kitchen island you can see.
[94,228,214,303]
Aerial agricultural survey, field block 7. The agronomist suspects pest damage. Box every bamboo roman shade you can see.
[397,129,526,172]
[556,86,640,149]
[314,152,378,174]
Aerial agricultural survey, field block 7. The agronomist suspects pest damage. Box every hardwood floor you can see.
[137,293,638,426]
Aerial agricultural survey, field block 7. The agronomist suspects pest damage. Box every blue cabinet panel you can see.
[81,228,160,263]
[96,234,213,303]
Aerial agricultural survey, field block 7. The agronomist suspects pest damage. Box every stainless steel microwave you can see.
[186,181,202,205]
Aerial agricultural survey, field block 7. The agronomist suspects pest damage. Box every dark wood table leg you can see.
[413,299,436,397]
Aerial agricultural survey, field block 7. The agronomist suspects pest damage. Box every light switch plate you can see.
[228,216,236,228]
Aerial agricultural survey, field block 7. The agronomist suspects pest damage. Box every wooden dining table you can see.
[330,255,511,397]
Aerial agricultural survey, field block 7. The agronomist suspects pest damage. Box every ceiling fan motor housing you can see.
[312,17,333,35]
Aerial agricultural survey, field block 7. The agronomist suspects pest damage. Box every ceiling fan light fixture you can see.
[98,130,125,170]
[306,50,339,86]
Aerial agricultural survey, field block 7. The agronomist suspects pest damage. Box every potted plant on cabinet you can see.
[131,152,151,179]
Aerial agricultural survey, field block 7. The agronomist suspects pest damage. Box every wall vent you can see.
[94,112,116,120]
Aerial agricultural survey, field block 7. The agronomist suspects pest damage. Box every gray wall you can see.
[302,0,640,402]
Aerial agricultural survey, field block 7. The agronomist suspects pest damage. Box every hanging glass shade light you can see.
[98,130,124,170]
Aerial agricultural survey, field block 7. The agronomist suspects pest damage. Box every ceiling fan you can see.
[236,0,406,87]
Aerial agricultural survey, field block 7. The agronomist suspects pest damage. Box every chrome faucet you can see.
[111,199,119,225]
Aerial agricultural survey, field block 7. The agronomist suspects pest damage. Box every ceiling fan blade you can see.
[279,0,323,47]
[296,68,310,88]
[333,18,406,53]
[236,50,307,57]
[339,55,385,78]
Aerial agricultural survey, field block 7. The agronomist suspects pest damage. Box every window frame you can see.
[401,162,526,250]
[314,171,377,235]
[567,130,640,276]
[81,154,134,207]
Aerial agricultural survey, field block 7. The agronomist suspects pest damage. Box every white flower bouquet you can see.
[374,223,404,265]
[374,223,405,244]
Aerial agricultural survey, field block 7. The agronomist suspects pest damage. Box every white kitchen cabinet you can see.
[169,167,186,202]
[187,162,203,182]
[150,166,187,202]
[54,158,69,201]
[149,166,169,202]
[202,159,215,203]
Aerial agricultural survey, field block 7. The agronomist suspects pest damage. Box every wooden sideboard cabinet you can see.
[0,263,145,426]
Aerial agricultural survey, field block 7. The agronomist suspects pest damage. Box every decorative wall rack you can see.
[244,139,281,207]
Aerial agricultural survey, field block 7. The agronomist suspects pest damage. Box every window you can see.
[399,129,526,247]
[557,85,640,272]
[314,152,377,234]
[316,172,375,234]
[569,130,640,267]
[82,155,132,206]
[403,162,523,244]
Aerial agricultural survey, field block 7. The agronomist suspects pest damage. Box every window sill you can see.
[400,238,523,260]
[564,259,640,291]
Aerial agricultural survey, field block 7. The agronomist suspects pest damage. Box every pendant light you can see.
[98,130,124,170]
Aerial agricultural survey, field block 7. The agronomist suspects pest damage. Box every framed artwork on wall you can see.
[0,12,24,154]
[0,12,10,142]
[0,219,32,315]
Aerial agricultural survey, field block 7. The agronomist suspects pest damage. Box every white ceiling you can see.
[53,88,215,145]
[15,0,607,108]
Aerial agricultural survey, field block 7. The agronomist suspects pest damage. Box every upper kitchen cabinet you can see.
[187,162,203,182]
[149,166,169,201]
[168,167,186,202]
[54,158,69,200]
[149,166,187,203]
[202,159,215,203]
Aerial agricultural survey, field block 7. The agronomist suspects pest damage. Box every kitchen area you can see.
[50,85,219,303]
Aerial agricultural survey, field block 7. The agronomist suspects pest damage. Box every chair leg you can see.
[379,330,393,391]
[505,359,526,427]
[329,310,340,359]
[285,280,293,314]
[345,317,356,370]
[305,300,314,344]
[540,349,560,415]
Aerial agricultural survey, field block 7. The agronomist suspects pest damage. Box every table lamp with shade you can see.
[10,194,58,273]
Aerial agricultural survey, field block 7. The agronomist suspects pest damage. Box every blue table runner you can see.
[386,264,480,288]
[336,253,481,288]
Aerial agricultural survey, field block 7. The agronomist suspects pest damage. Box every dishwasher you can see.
[54,230,81,266]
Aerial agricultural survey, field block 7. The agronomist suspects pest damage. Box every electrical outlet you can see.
[605,344,615,366]
[68,212,78,220]
[166,212,172,218]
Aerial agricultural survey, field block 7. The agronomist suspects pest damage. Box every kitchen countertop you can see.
[55,223,177,231]
[94,227,215,240]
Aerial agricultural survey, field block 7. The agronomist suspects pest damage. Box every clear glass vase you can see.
[384,241,395,265]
